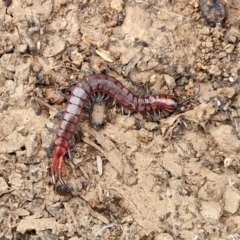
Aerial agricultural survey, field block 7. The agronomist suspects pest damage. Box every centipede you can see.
[49,73,199,195]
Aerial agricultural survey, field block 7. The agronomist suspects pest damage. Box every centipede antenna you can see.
[177,84,200,107]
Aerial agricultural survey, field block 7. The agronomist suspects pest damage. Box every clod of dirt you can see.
[25,132,41,157]
[3,0,12,7]
[210,124,240,154]
[226,216,240,234]
[223,186,240,214]
[43,34,66,57]
[0,132,25,154]
[208,65,222,76]
[155,233,173,240]
[90,101,108,129]
[198,181,224,201]
[200,201,222,220]
[161,102,216,137]
[200,0,226,26]
[14,62,31,84]
[137,128,153,143]
[0,37,14,55]
[110,0,124,12]
[217,87,235,99]
[17,217,67,235]
[163,74,176,88]
[0,177,8,195]
[8,173,23,189]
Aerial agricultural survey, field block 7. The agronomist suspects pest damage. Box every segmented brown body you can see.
[50,73,195,194]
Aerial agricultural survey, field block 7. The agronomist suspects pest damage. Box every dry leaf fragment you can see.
[96,48,113,62]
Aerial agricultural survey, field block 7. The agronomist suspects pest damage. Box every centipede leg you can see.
[47,142,54,158]
[103,94,110,101]
[54,109,65,119]
[121,107,125,115]
[67,147,76,166]
[57,157,68,187]
[57,156,73,194]
[59,86,72,100]
[109,100,116,108]
[45,123,56,133]
[50,155,59,187]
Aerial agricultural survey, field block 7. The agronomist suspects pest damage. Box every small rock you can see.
[164,74,176,88]
[144,122,159,131]
[17,217,67,234]
[155,233,174,240]
[224,186,240,214]
[149,74,156,85]
[200,0,226,26]
[229,76,235,83]
[14,63,31,83]
[210,125,239,154]
[198,181,223,201]
[201,26,211,35]
[25,132,41,157]
[121,215,134,224]
[70,50,84,66]
[0,132,25,154]
[205,41,213,48]
[110,0,124,12]
[0,37,14,55]
[228,35,237,43]
[208,65,221,76]
[200,200,222,220]
[137,128,153,143]
[224,44,235,54]
[8,173,23,188]
[217,87,235,99]
[18,44,28,53]
[43,34,66,57]
[0,177,8,194]
[226,216,240,234]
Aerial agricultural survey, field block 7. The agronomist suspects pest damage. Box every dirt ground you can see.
[1,0,240,239]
